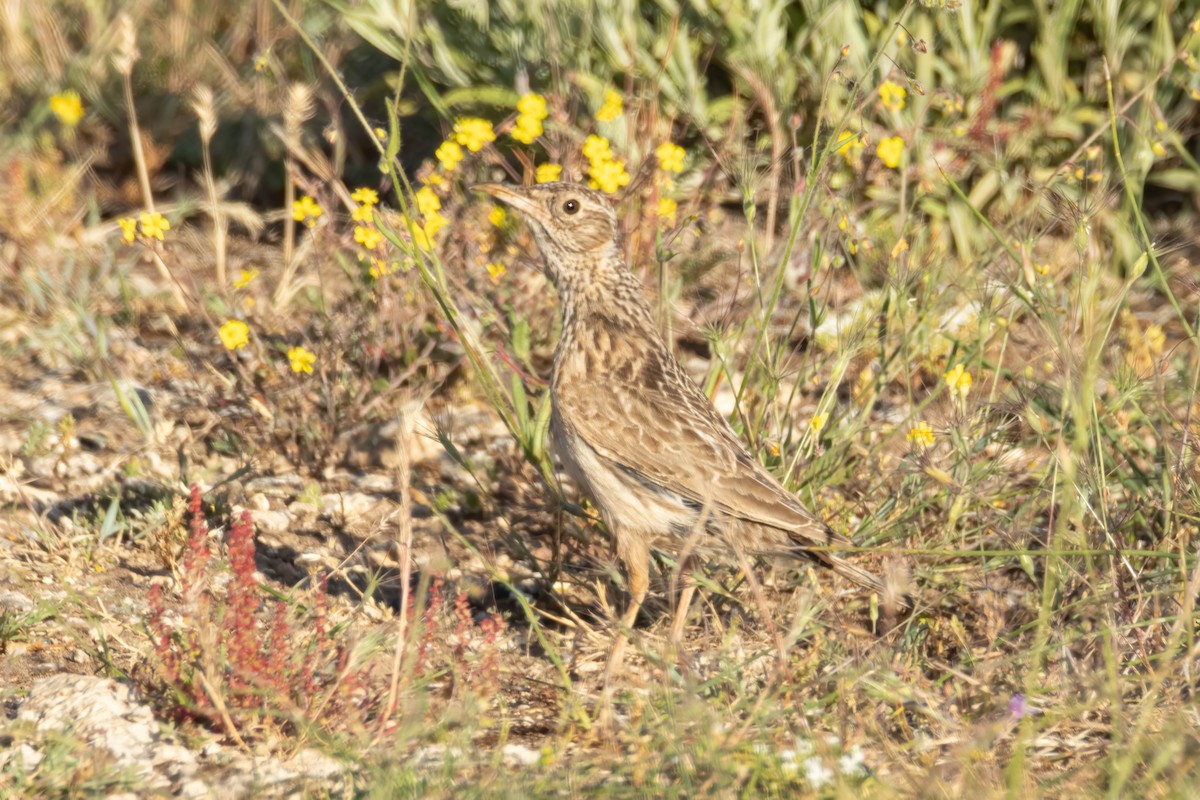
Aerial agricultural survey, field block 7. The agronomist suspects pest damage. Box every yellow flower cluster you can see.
[293,195,323,227]
[512,93,548,145]
[583,135,629,194]
[595,89,623,122]
[877,136,904,169]
[809,413,828,433]
[118,211,171,244]
[416,185,448,237]
[878,80,907,112]
[655,142,686,173]
[944,363,972,402]
[219,320,249,351]
[535,163,562,183]
[287,346,316,374]
[233,267,260,289]
[436,140,463,172]
[656,197,677,223]
[453,117,496,152]
[907,421,935,449]
[49,91,84,127]
[351,185,386,253]
[837,131,865,166]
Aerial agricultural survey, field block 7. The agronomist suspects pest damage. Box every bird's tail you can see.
[791,527,912,612]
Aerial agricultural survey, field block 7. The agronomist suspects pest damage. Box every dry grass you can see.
[2,0,1200,796]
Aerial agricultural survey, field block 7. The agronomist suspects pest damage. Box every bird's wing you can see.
[555,325,836,550]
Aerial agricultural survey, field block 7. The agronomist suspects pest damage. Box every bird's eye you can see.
[562,198,580,215]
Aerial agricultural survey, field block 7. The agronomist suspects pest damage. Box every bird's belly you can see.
[551,415,701,551]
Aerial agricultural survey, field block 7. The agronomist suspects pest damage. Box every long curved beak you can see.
[472,182,543,220]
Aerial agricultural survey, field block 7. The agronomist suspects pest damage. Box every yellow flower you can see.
[354,225,383,250]
[486,262,507,282]
[517,93,548,120]
[293,195,323,226]
[810,413,828,433]
[511,93,549,145]
[117,217,137,244]
[1150,141,1167,157]
[878,80,907,112]
[351,204,374,223]
[582,134,613,164]
[139,212,171,241]
[436,140,464,171]
[351,187,379,206]
[287,346,316,374]
[488,206,506,227]
[890,238,909,259]
[656,197,677,222]
[837,214,848,231]
[218,320,250,351]
[369,258,398,279]
[655,142,686,173]
[49,91,84,127]
[424,211,449,238]
[877,136,904,169]
[944,363,973,400]
[233,267,260,288]
[415,185,441,217]
[907,421,935,448]
[596,89,623,122]
[588,158,630,194]
[836,131,864,165]
[453,117,496,152]
[409,221,432,251]
[511,115,543,145]
[536,163,562,183]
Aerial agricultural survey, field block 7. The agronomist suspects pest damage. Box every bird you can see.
[474,181,905,648]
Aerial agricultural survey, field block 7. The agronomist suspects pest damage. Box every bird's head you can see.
[473,182,624,294]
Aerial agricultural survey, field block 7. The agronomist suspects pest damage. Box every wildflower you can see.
[838,215,848,231]
[803,756,833,789]
[293,195,323,226]
[423,211,449,238]
[287,346,316,374]
[878,80,907,112]
[409,221,432,251]
[656,197,677,222]
[907,421,935,448]
[486,262,507,282]
[351,187,379,206]
[1150,141,1166,157]
[836,131,864,165]
[415,185,441,218]
[944,363,972,400]
[512,93,548,144]
[354,225,383,250]
[218,320,250,351]
[117,217,137,244]
[595,88,623,122]
[876,136,904,169]
[582,134,613,164]
[369,258,398,279]
[588,158,630,194]
[488,206,506,227]
[517,93,548,120]
[891,238,909,259]
[351,204,373,223]
[453,117,496,152]
[511,115,543,144]
[536,163,562,183]
[233,267,260,289]
[49,91,84,127]
[139,212,171,241]
[436,140,464,171]
[810,413,828,433]
[656,142,686,173]
[766,441,781,457]
[374,127,388,140]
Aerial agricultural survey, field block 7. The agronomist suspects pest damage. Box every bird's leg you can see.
[668,582,697,647]
[598,533,649,723]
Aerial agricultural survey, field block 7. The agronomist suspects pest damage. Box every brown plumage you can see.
[475,181,904,631]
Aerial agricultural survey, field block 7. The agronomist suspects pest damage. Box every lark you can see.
[475,182,904,641]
